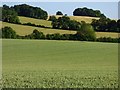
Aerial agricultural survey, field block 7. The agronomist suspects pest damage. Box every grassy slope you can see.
[19,16,52,27]
[2,22,119,38]
[2,22,76,35]
[3,39,118,88]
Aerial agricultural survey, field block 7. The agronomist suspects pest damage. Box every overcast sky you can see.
[2,2,119,19]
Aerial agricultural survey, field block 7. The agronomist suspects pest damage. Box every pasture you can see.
[2,39,118,88]
[19,16,52,28]
[2,22,119,38]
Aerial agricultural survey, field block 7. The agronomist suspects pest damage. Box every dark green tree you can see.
[2,5,20,24]
[2,27,17,39]
[32,29,45,39]
[73,7,106,18]
[56,11,63,15]
[12,4,48,20]
[48,16,57,22]
[76,24,96,41]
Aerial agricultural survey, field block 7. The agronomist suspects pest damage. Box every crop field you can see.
[2,22,119,38]
[19,16,52,28]
[2,39,118,88]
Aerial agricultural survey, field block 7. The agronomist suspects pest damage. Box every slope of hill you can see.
[19,16,52,27]
[2,22,76,36]
[2,22,119,38]
[54,15,99,23]
[19,15,99,28]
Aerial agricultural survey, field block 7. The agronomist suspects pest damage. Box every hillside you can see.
[19,15,99,27]
[19,16,52,28]
[2,22,76,36]
[2,22,119,38]
[54,15,99,23]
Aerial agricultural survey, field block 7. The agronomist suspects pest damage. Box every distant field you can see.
[2,22,119,38]
[54,15,99,23]
[19,15,99,28]
[2,39,118,88]
[19,16,52,27]
[2,22,76,35]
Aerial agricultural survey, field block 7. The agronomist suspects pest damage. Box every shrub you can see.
[76,24,96,41]
[2,27,17,39]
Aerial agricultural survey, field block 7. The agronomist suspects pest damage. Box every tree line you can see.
[73,7,106,18]
[1,26,120,43]
[2,4,48,22]
[91,18,120,32]
[2,4,120,33]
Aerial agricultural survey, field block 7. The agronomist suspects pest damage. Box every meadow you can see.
[2,39,118,88]
[2,22,119,38]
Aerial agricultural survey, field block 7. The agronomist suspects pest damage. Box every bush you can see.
[96,37,119,43]
[32,29,45,39]
[48,16,57,22]
[2,27,17,39]
[76,24,96,41]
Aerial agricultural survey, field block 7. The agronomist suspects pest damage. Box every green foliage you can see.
[48,16,57,22]
[2,5,20,24]
[91,18,119,32]
[56,11,63,15]
[76,24,96,41]
[97,37,120,43]
[73,7,106,18]
[2,27,17,39]
[11,4,48,20]
[31,29,45,39]
[52,16,81,30]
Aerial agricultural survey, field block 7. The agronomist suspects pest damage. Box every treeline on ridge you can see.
[49,16,120,33]
[1,4,120,33]
[2,4,48,23]
[73,7,106,18]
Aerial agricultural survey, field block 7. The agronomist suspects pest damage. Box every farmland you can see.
[19,16,52,28]
[2,22,119,38]
[2,39,118,88]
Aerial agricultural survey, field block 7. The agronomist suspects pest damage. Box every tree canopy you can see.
[52,16,81,30]
[56,11,63,15]
[11,4,48,20]
[73,7,106,18]
[2,5,20,24]
[2,27,17,39]
[76,24,96,41]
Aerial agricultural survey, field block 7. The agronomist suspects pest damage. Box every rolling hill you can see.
[2,22,119,38]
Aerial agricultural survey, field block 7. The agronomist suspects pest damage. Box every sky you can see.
[2,2,119,19]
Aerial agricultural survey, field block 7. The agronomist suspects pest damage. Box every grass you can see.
[2,39,118,88]
[19,16,52,28]
[2,22,119,38]
[2,22,76,36]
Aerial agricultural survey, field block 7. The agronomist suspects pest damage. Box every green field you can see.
[2,39,118,88]
[2,22,119,38]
